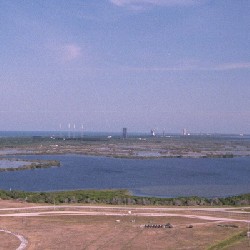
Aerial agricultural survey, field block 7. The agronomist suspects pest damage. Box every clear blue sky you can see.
[0,0,250,133]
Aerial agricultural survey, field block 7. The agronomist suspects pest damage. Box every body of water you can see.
[0,159,29,169]
[0,154,249,198]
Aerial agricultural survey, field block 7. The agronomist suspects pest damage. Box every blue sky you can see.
[0,0,250,133]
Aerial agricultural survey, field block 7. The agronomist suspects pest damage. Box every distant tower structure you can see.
[81,124,84,138]
[59,124,62,138]
[123,128,127,139]
[151,129,156,137]
[68,123,71,138]
[73,124,76,138]
[183,128,187,136]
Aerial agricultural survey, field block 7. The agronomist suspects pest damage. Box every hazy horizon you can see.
[0,130,249,136]
[1,1,250,134]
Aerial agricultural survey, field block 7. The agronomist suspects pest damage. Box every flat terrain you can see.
[0,136,249,249]
[0,200,249,249]
[1,135,250,159]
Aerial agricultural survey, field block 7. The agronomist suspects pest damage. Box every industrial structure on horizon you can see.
[150,129,156,137]
[123,128,127,139]
[183,128,191,136]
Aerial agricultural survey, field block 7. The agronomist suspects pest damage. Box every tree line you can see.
[0,189,249,206]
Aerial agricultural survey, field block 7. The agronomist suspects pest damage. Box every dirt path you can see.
[0,204,249,212]
[0,205,249,224]
[0,229,28,250]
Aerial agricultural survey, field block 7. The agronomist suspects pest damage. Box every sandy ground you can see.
[0,200,249,249]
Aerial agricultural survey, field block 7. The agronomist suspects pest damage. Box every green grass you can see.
[207,230,247,250]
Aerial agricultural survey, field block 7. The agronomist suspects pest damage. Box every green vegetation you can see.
[207,230,247,250]
[0,189,249,206]
[0,159,60,172]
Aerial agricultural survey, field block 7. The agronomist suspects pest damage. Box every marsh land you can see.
[1,134,250,159]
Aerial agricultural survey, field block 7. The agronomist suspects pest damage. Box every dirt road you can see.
[0,204,249,223]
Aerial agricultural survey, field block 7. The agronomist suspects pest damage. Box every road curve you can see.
[0,229,28,250]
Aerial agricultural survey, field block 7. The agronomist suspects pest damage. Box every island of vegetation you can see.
[0,158,60,172]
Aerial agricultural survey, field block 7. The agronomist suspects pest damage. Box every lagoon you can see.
[0,154,249,198]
